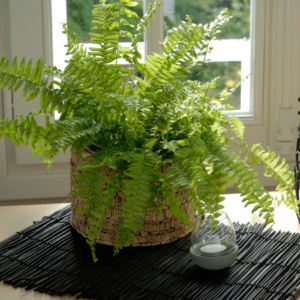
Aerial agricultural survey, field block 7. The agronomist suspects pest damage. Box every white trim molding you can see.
[219,0,265,125]
[42,0,53,67]
[145,0,164,56]
[0,89,11,179]
[0,174,70,201]
[267,0,300,157]
[274,1,297,156]
[249,0,265,126]
[275,108,297,155]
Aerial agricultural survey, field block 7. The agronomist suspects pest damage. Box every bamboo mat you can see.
[0,205,300,300]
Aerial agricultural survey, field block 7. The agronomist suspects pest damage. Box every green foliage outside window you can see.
[186,62,242,110]
[164,0,250,39]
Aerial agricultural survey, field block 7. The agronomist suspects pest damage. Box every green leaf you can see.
[26,88,41,101]
[35,59,44,83]
[12,57,18,75]
[60,101,71,121]
[124,31,133,38]
[144,139,157,150]
[0,55,6,71]
[230,115,245,139]
[121,0,138,6]
[121,7,139,18]
[13,78,25,93]
[118,46,131,55]
[120,18,134,27]
[109,22,119,30]
[7,77,17,91]
[79,164,97,171]
[252,204,263,213]
[40,88,47,109]
[29,59,41,81]
[163,141,179,152]
[4,61,10,73]
[265,217,274,226]
[24,60,32,78]
[18,58,26,76]
[176,140,190,147]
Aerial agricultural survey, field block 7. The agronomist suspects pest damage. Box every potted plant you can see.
[0,0,297,262]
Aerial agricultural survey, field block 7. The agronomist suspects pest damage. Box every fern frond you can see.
[229,116,245,140]
[89,2,119,63]
[249,144,299,211]
[73,163,110,262]
[0,56,71,114]
[163,138,210,220]
[133,9,231,97]
[63,57,124,96]
[130,0,162,64]
[114,149,158,255]
[62,23,85,57]
[49,118,103,153]
[203,133,276,225]
[0,114,49,148]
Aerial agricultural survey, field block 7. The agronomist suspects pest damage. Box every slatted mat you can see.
[0,205,300,300]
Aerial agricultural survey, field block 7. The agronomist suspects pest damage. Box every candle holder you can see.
[189,212,239,270]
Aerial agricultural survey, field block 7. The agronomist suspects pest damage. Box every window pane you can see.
[163,0,251,112]
[184,62,242,110]
[66,0,144,43]
[164,0,250,39]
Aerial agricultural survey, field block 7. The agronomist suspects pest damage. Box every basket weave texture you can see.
[70,150,195,246]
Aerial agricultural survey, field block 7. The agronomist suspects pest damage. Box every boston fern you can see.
[0,0,298,260]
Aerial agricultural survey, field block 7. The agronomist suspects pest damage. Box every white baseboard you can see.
[0,173,70,201]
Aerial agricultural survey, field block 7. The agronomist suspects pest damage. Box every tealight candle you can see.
[190,213,239,270]
[201,244,227,254]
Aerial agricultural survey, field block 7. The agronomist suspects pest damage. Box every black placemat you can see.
[0,205,300,300]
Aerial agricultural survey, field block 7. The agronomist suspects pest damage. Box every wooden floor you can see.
[0,192,299,299]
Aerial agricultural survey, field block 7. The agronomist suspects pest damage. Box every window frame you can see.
[145,0,264,125]
[52,0,260,122]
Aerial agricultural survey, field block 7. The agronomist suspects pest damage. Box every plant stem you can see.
[116,0,122,65]
[194,38,211,94]
[203,83,211,103]
[90,142,102,149]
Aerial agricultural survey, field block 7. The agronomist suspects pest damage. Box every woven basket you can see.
[70,149,195,246]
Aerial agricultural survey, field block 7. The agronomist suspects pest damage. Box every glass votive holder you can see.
[189,212,239,270]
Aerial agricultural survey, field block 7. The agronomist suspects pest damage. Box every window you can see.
[53,0,146,68]
[52,0,251,115]
[52,0,146,119]
[163,0,251,112]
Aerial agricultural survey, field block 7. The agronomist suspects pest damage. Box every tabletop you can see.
[0,192,299,300]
